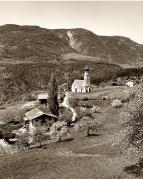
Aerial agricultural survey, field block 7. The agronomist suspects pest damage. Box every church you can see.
[71,66,92,93]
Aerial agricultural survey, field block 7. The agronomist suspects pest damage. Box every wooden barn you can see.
[38,93,48,104]
[24,108,58,129]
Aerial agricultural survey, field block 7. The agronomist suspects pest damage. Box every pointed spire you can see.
[84,65,89,72]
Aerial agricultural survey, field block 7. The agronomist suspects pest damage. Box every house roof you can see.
[38,93,48,100]
[25,108,57,120]
[126,80,134,84]
[72,80,84,87]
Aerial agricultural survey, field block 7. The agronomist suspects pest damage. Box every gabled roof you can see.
[72,80,84,87]
[38,93,48,100]
[25,108,57,120]
[126,80,134,82]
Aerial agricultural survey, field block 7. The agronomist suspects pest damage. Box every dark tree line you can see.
[1,61,143,105]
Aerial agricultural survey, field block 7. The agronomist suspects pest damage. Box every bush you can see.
[68,98,78,108]
[91,106,101,113]
[101,96,109,100]
[78,109,94,119]
[82,97,88,101]
[34,129,48,147]
[16,133,29,149]
[1,128,16,140]
[111,99,122,108]
[59,107,72,124]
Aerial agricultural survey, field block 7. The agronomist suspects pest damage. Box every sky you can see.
[0,1,143,44]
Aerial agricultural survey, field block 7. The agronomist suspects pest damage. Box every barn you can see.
[125,80,134,87]
[38,93,48,104]
[24,108,58,129]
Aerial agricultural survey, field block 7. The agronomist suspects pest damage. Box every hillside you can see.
[0,25,143,66]
[1,24,143,104]
[0,61,123,105]
[54,28,143,66]
[0,86,139,179]
[0,24,74,62]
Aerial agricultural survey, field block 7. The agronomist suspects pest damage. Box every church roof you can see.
[72,80,84,86]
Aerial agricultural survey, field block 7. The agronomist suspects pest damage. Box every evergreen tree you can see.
[48,72,59,117]
[65,72,71,91]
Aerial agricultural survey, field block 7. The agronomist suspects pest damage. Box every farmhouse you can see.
[72,66,92,93]
[38,93,48,104]
[126,80,134,87]
[24,108,58,129]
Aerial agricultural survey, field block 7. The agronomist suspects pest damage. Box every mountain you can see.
[54,28,143,66]
[2,24,143,104]
[0,24,143,66]
[0,24,74,62]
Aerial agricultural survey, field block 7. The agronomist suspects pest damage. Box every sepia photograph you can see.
[0,1,143,178]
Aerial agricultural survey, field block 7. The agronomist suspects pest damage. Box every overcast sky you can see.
[0,1,143,44]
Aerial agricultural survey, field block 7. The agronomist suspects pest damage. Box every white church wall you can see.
[72,85,87,93]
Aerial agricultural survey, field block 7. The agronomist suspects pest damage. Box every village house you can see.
[24,108,58,129]
[38,92,48,104]
[125,80,134,87]
[71,66,92,93]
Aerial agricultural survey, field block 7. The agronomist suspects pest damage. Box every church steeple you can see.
[84,65,89,72]
[84,65,90,86]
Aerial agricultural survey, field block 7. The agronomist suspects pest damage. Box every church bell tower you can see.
[84,65,90,86]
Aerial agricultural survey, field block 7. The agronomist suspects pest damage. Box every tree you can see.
[48,72,59,117]
[49,121,70,142]
[16,133,29,150]
[65,72,71,91]
[34,128,47,147]
[78,117,103,137]
[114,86,143,157]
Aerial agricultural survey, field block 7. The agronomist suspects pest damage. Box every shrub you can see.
[91,106,101,113]
[16,133,29,149]
[59,107,72,124]
[2,128,16,140]
[101,96,109,100]
[111,99,122,108]
[34,129,48,147]
[68,98,78,108]
[82,97,88,101]
[78,109,94,119]
[81,102,92,108]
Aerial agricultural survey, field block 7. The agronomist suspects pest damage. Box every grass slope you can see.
[0,87,139,179]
